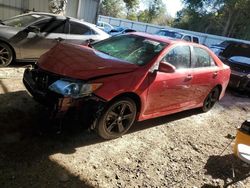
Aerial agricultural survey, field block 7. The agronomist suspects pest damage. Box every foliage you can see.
[99,0,125,18]
[173,0,250,40]
[100,0,172,25]
[123,0,139,17]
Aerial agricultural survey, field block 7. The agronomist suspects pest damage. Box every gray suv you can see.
[0,12,109,67]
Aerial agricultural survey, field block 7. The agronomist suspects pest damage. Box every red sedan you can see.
[23,33,231,139]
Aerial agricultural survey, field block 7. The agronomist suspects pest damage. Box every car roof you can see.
[129,32,205,47]
[16,12,108,34]
[19,12,97,27]
[130,32,182,44]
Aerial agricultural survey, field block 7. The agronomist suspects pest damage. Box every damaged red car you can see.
[23,33,231,139]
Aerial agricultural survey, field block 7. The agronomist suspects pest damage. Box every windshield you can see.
[2,14,48,27]
[92,35,166,65]
[156,30,183,39]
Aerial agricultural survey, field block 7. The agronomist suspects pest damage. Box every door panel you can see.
[191,67,220,104]
[191,46,220,104]
[144,44,195,115]
[20,32,65,59]
[19,20,67,59]
[145,70,193,115]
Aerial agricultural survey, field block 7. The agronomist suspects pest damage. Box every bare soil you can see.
[0,67,250,188]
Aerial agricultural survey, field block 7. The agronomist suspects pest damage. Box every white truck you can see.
[155,29,200,44]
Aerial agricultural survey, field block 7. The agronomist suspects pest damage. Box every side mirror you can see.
[27,26,40,33]
[158,61,176,73]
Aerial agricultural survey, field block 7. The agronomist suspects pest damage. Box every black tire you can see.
[0,42,14,67]
[202,87,220,112]
[96,97,137,139]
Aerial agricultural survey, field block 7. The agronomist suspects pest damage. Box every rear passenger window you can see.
[193,37,199,43]
[163,45,191,69]
[70,22,95,35]
[193,47,216,67]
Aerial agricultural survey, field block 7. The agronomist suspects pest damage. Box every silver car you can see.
[0,12,110,67]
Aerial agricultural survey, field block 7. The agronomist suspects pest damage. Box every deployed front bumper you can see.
[23,68,105,118]
[229,70,250,92]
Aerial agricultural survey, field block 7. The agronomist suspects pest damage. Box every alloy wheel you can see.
[203,87,220,112]
[0,44,12,67]
[105,101,136,134]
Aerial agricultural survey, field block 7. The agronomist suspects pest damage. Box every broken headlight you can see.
[48,80,102,98]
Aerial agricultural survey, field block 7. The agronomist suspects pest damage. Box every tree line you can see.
[100,0,250,40]
[99,0,173,26]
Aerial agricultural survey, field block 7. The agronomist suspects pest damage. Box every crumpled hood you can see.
[38,43,138,80]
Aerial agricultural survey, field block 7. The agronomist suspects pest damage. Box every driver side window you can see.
[163,45,191,69]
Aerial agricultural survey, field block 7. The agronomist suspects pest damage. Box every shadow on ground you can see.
[0,89,204,187]
[202,154,250,188]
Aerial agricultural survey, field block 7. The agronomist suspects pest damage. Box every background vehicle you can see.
[218,42,250,92]
[23,33,230,139]
[108,26,136,36]
[210,40,241,56]
[0,12,109,67]
[155,29,200,43]
[97,21,113,33]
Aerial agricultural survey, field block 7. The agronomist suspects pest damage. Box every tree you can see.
[123,0,139,17]
[147,0,166,23]
[174,0,250,40]
[100,0,125,18]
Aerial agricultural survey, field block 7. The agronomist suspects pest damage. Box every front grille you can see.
[32,69,59,91]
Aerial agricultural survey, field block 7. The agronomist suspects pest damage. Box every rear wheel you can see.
[202,87,220,112]
[96,97,137,139]
[0,42,13,67]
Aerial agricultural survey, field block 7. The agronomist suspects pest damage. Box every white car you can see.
[0,12,110,66]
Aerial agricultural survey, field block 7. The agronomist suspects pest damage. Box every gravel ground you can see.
[0,68,250,188]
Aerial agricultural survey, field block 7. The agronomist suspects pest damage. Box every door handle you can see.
[55,37,64,42]
[185,74,193,81]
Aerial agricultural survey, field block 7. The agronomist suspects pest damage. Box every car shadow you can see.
[202,154,250,187]
[0,89,203,187]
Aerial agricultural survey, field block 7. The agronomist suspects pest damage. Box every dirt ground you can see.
[0,67,250,188]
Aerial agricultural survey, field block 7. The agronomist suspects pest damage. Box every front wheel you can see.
[202,87,220,112]
[0,42,13,67]
[96,97,137,140]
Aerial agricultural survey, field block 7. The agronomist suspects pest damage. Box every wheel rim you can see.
[204,89,219,110]
[0,45,11,66]
[104,101,136,134]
